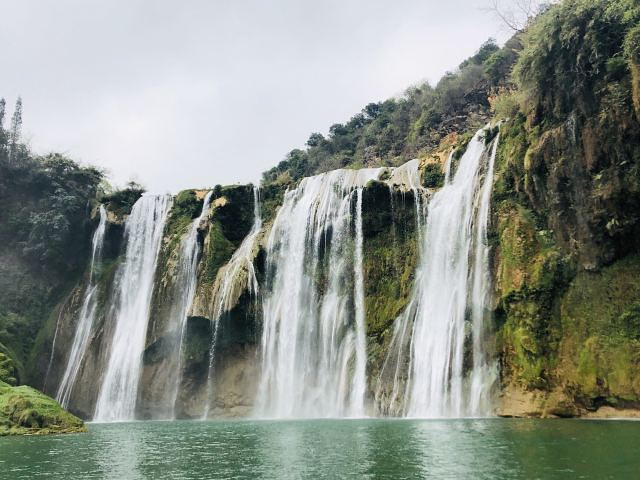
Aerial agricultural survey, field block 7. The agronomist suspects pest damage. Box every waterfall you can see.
[169,191,214,419]
[94,194,172,422]
[202,186,262,419]
[377,126,499,418]
[256,168,381,418]
[56,205,108,408]
[373,159,426,416]
[468,133,500,414]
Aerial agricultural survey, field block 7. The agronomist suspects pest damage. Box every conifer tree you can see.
[9,97,22,162]
[0,97,5,129]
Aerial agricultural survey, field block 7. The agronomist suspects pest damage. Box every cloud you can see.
[1,0,509,192]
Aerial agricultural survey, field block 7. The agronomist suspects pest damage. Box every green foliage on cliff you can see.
[160,189,205,266]
[0,100,104,384]
[101,181,145,218]
[262,37,521,185]
[491,0,640,411]
[362,181,420,377]
[422,163,445,189]
[0,353,17,386]
[0,380,85,436]
[514,0,640,126]
[199,185,255,287]
[558,255,640,405]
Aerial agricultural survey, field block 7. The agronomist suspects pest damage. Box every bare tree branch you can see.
[484,0,558,32]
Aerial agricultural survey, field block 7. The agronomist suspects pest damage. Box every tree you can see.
[486,0,556,31]
[0,98,5,129]
[9,97,22,162]
[306,132,325,147]
[0,98,6,153]
[363,102,381,119]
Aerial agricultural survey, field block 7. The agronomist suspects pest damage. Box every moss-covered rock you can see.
[422,163,444,189]
[493,199,569,389]
[557,254,640,406]
[362,180,420,379]
[196,185,255,296]
[0,380,86,436]
[0,353,17,386]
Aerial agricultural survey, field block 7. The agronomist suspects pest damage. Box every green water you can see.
[0,419,638,479]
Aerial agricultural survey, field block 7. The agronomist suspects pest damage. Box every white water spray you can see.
[256,169,381,418]
[94,195,172,422]
[377,127,499,418]
[202,186,262,419]
[56,205,108,408]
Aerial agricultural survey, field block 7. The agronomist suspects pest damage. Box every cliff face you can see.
[490,0,640,417]
[2,0,640,423]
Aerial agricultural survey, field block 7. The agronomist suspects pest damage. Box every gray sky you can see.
[1,0,511,193]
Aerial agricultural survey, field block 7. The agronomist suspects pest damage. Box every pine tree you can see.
[0,98,6,147]
[9,97,22,163]
[0,97,5,129]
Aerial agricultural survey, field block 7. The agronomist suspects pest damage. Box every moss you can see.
[422,163,444,188]
[202,221,237,284]
[155,189,205,279]
[260,183,288,224]
[199,185,255,288]
[361,181,419,376]
[483,124,499,145]
[557,254,640,404]
[493,199,570,389]
[0,380,86,436]
[452,130,474,161]
[0,353,17,386]
[102,186,144,218]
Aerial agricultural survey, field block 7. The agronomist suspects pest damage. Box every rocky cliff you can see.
[1,0,639,424]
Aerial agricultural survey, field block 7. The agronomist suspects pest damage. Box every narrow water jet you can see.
[169,191,213,419]
[56,205,108,408]
[94,195,172,422]
[202,186,262,419]
[256,169,381,418]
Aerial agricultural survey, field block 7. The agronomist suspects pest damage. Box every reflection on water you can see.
[0,419,639,479]
[96,423,143,480]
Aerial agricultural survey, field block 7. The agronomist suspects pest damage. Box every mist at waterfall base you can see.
[55,126,501,422]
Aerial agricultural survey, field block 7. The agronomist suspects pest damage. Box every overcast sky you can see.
[1,0,512,193]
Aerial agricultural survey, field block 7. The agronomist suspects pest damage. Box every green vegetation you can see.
[158,189,205,268]
[0,99,104,383]
[101,181,145,218]
[0,380,85,435]
[422,163,445,188]
[0,353,17,386]
[490,0,640,411]
[262,37,521,185]
[0,0,639,420]
[197,185,255,289]
[558,255,640,404]
[362,181,419,376]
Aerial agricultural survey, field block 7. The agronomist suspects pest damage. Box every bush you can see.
[422,163,445,188]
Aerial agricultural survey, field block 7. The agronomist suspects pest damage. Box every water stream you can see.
[94,195,172,422]
[56,205,108,408]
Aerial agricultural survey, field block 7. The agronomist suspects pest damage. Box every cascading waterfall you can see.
[202,186,262,419]
[169,191,214,418]
[377,126,499,418]
[56,205,108,408]
[468,132,500,414]
[256,169,381,418]
[94,194,172,422]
